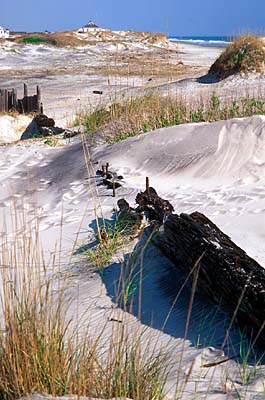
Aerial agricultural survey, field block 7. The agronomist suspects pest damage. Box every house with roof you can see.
[0,26,10,39]
[79,21,102,33]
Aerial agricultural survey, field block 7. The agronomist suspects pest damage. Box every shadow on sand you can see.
[79,215,264,364]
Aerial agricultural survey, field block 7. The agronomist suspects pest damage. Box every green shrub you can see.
[23,36,45,44]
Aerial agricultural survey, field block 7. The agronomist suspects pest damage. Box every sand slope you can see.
[94,115,265,183]
[1,116,265,399]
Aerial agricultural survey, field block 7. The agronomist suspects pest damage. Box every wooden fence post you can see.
[4,90,8,112]
[23,83,28,113]
[0,84,42,114]
[13,89,17,110]
[37,85,41,113]
[0,90,4,112]
[146,177,150,195]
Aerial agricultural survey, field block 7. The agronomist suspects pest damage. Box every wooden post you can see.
[106,162,109,174]
[23,83,28,97]
[40,103,43,114]
[8,91,12,110]
[4,90,8,112]
[36,85,41,113]
[23,83,28,113]
[146,177,150,195]
[13,89,17,111]
[113,181,116,198]
[0,90,3,112]
[33,95,37,112]
[102,165,106,175]
[17,99,23,114]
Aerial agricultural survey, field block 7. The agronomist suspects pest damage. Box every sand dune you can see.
[94,115,265,184]
[1,116,265,399]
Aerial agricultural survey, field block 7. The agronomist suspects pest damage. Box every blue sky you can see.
[1,0,265,36]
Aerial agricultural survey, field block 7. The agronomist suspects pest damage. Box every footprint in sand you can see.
[62,192,77,201]
[71,185,85,194]
[64,215,81,224]
[211,210,227,216]
[26,160,40,167]
[69,181,82,186]
[38,223,51,232]
[40,179,51,185]
[251,208,264,214]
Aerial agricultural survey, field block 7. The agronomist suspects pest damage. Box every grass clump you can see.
[209,34,265,79]
[76,92,265,142]
[84,211,140,270]
[0,208,166,399]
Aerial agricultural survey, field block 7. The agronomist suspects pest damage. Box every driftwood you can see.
[136,187,174,222]
[34,114,55,128]
[93,90,103,95]
[119,187,265,345]
[96,163,124,197]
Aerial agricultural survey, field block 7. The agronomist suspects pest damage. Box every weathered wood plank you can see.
[120,187,265,346]
[0,85,42,114]
[36,85,41,112]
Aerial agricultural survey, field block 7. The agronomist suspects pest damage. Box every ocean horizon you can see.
[168,36,231,48]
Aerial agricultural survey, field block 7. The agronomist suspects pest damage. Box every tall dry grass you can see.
[75,91,265,143]
[209,34,265,79]
[0,201,168,400]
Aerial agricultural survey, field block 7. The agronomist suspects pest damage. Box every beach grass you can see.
[2,31,265,400]
[82,210,140,270]
[209,34,265,79]
[75,91,265,142]
[1,155,265,400]
[0,205,168,400]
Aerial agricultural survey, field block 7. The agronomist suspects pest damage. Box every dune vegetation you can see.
[0,206,168,400]
[13,29,169,48]
[2,28,265,400]
[75,92,265,142]
[209,34,265,79]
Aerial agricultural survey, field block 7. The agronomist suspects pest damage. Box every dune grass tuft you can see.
[0,205,165,400]
[84,210,140,270]
[209,34,265,79]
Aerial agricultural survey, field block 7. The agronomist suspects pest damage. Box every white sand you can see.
[1,36,265,399]
[0,115,32,144]
[1,115,265,399]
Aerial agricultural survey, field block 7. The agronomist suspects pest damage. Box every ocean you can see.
[168,36,231,48]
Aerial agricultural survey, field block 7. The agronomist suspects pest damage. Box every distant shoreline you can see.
[168,36,231,48]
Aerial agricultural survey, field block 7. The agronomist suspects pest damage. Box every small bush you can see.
[209,34,265,79]
[23,36,45,44]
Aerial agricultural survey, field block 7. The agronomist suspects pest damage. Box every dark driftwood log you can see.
[127,188,265,345]
[136,187,174,222]
[103,179,122,189]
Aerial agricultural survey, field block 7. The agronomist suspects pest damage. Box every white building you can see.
[0,26,9,38]
[79,21,101,33]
